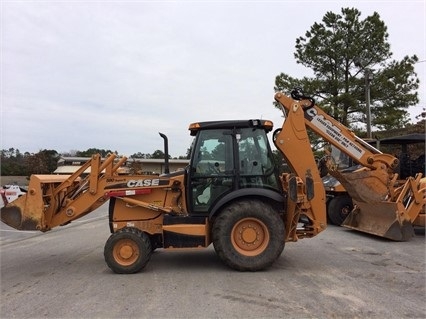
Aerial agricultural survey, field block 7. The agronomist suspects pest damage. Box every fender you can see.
[208,188,284,220]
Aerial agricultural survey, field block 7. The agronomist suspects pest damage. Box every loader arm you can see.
[274,89,425,241]
[0,154,178,232]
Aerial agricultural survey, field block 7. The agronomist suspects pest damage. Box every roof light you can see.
[264,120,274,129]
[188,122,201,130]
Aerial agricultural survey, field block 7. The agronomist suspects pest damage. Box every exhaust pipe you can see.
[159,132,170,174]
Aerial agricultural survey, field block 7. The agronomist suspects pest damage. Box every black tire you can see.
[104,227,152,274]
[327,195,353,225]
[212,200,285,271]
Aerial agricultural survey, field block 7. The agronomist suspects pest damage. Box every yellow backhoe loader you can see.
[2,89,424,273]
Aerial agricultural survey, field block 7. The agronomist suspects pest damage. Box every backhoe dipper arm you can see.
[274,90,398,172]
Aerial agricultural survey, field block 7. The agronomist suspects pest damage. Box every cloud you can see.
[1,1,425,157]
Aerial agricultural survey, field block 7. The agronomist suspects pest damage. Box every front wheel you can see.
[212,200,285,271]
[104,227,152,274]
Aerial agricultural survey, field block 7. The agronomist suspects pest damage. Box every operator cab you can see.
[187,119,282,214]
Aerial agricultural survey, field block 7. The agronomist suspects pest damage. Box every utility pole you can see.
[354,57,373,139]
[364,68,373,139]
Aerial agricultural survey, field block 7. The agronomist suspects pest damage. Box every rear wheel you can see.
[327,195,353,225]
[212,200,285,271]
[104,227,152,274]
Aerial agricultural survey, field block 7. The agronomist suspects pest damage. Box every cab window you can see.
[238,128,279,190]
[190,130,234,212]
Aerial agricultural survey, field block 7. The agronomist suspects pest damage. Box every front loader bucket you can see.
[1,192,44,231]
[342,201,414,241]
[1,174,70,232]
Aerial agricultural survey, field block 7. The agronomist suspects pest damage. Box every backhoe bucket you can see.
[342,201,414,241]
[329,168,390,203]
[329,168,423,241]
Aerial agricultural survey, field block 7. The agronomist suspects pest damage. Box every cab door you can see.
[188,129,235,214]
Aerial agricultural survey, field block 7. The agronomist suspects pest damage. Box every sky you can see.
[1,0,425,158]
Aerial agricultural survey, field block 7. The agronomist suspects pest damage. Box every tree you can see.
[76,148,115,157]
[1,148,29,176]
[177,147,192,160]
[25,149,59,174]
[151,150,171,159]
[130,152,151,159]
[275,7,419,132]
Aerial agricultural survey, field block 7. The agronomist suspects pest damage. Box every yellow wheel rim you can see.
[113,239,140,266]
[231,218,270,256]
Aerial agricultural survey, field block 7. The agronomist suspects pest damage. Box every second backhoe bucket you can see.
[329,168,421,241]
[342,201,414,241]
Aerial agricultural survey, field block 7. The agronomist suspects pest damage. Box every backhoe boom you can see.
[274,89,425,241]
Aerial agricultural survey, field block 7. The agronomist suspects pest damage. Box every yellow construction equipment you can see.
[2,88,424,273]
